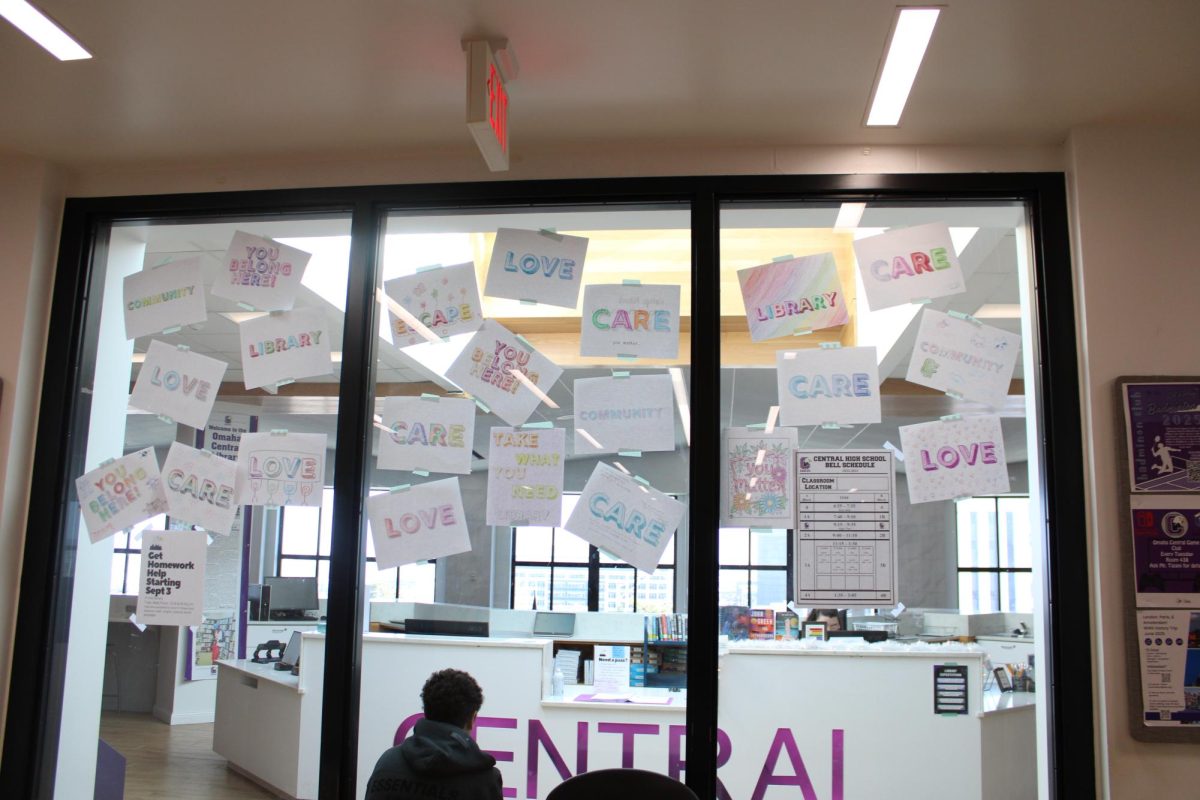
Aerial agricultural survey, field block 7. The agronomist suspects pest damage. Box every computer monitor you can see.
[532,611,575,637]
[264,577,318,619]
[827,630,887,643]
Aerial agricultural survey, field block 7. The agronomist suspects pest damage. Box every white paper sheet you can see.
[484,228,589,308]
[161,442,240,536]
[76,448,169,544]
[377,395,477,475]
[123,257,208,340]
[211,231,312,311]
[486,427,565,526]
[776,346,881,427]
[136,530,207,627]
[721,427,798,526]
[593,645,632,692]
[234,432,327,507]
[238,307,333,390]
[737,253,849,341]
[899,415,1010,504]
[853,222,966,310]
[383,262,485,346]
[1136,610,1200,726]
[905,308,1020,407]
[565,463,684,574]
[129,340,227,429]
[579,284,681,358]
[573,375,675,455]
[366,478,472,569]
[444,320,564,426]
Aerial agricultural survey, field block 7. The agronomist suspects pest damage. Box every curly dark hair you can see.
[421,669,484,728]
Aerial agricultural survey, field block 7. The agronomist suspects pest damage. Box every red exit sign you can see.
[466,40,510,172]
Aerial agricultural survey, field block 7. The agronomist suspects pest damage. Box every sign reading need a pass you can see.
[487,427,565,526]
[129,340,227,429]
[367,478,472,569]
[377,395,476,475]
[484,228,589,308]
[565,463,685,574]
[853,223,965,310]
[137,530,207,627]
[573,375,675,455]
[211,231,312,311]
[899,415,1010,504]
[76,448,169,544]
[580,284,681,358]
[123,258,208,340]
[445,320,564,427]
[161,442,239,536]
[776,346,881,427]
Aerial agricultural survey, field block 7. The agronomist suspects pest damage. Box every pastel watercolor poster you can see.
[572,374,675,455]
[775,346,881,427]
[899,415,1010,504]
[211,231,312,311]
[853,222,965,311]
[737,253,848,341]
[484,228,590,309]
[76,448,169,544]
[383,262,484,347]
[238,308,333,390]
[486,427,565,526]
[366,477,472,570]
[137,530,208,627]
[722,427,798,527]
[161,441,239,536]
[579,284,681,358]
[565,462,685,574]
[234,432,327,507]
[444,319,564,427]
[123,257,208,340]
[905,308,1020,407]
[377,395,477,475]
[129,340,227,429]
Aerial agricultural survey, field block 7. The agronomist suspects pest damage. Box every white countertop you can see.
[982,688,1037,715]
[725,640,987,658]
[217,658,302,691]
[542,684,686,712]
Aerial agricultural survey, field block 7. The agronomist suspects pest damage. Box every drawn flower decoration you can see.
[414,283,427,296]
[771,466,788,483]
[759,494,787,515]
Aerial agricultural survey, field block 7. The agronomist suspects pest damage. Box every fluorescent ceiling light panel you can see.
[974,304,1022,319]
[0,0,91,60]
[833,203,866,230]
[865,7,941,126]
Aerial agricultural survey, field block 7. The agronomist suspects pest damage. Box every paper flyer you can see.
[238,307,333,390]
[211,231,312,311]
[196,413,255,462]
[76,448,169,544]
[775,346,881,427]
[1130,495,1200,608]
[234,432,327,507]
[579,284,681,358]
[123,257,208,340]
[366,477,472,569]
[1137,610,1200,726]
[161,442,239,536]
[1123,382,1200,492]
[593,644,632,692]
[905,308,1020,407]
[565,462,685,574]
[383,262,484,346]
[486,427,565,526]
[188,611,236,681]
[484,228,589,308]
[721,427,798,527]
[444,320,564,427]
[853,222,965,310]
[899,415,1010,504]
[737,253,848,341]
[136,530,208,627]
[572,374,675,455]
[377,395,477,475]
[129,340,227,429]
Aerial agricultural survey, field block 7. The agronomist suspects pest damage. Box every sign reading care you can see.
[445,320,564,427]
[137,530,207,627]
[383,262,484,347]
[377,395,476,475]
[234,432,326,507]
[129,340,227,429]
[899,415,1010,504]
[211,231,312,311]
[579,284,681,359]
[367,478,472,569]
[484,228,590,309]
[123,257,208,340]
[775,346,881,427]
[853,222,965,310]
[738,253,848,341]
[76,448,169,544]
[161,442,239,536]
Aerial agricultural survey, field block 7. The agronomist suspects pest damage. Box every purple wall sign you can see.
[1125,383,1200,492]
[1132,505,1200,596]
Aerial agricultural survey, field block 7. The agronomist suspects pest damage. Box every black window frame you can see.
[955,495,1035,613]
[717,526,794,607]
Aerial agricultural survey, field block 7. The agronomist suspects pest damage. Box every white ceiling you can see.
[2,1,1198,167]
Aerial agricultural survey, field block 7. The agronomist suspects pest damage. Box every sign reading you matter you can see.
[211,231,311,311]
[162,442,239,536]
[899,415,1010,504]
[906,308,1020,408]
[445,320,564,426]
[579,284,681,359]
[737,253,848,341]
[123,258,208,340]
[137,530,207,627]
[234,432,326,507]
[367,478,472,569]
[487,427,565,526]
[721,427,798,527]
[565,463,685,574]
[129,340,227,429]
[573,374,675,455]
[853,222,965,311]
[76,448,169,544]
[383,262,484,347]
[238,308,333,390]
[484,228,589,308]
[377,395,476,475]
[775,346,881,427]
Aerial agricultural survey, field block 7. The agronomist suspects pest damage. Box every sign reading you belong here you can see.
[484,228,590,309]
[76,448,169,544]
[445,319,564,427]
[211,231,312,311]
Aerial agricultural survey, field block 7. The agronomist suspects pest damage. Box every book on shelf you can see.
[645,613,688,642]
[748,608,775,640]
[775,610,800,640]
[719,606,750,641]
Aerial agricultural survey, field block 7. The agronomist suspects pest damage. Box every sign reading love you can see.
[366,477,472,569]
[899,415,1010,504]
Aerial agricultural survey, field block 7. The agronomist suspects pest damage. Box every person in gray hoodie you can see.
[366,668,504,800]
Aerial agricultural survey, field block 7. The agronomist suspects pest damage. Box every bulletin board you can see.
[1117,376,1200,742]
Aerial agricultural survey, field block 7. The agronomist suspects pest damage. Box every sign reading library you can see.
[738,253,848,341]
[238,307,333,390]
[367,478,472,569]
[566,463,685,574]
[484,228,589,308]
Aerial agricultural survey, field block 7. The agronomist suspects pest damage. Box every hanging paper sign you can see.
[123,257,208,340]
[161,442,239,536]
[210,231,311,311]
[737,253,848,341]
[1123,382,1200,492]
[486,427,565,526]
[383,262,484,347]
[905,308,1020,407]
[445,320,564,426]
[579,284,681,358]
[129,340,227,429]
[565,462,685,574]
[573,375,675,455]
[76,448,169,544]
[367,477,472,569]
[722,427,798,526]
[196,413,254,462]
[776,346,881,427]
[238,307,333,390]
[234,432,327,507]
[899,415,1010,504]
[853,222,965,310]
[136,530,207,627]
[1136,610,1200,726]
[377,395,476,475]
[484,228,589,308]
[1130,495,1200,608]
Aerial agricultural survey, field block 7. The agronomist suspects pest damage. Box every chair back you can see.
[545,768,699,800]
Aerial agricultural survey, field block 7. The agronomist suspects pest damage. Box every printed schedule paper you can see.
[793,450,897,607]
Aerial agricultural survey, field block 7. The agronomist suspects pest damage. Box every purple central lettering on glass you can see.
[526,720,588,798]
[751,728,844,800]
[596,722,660,769]
[475,716,519,798]
[669,724,735,800]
